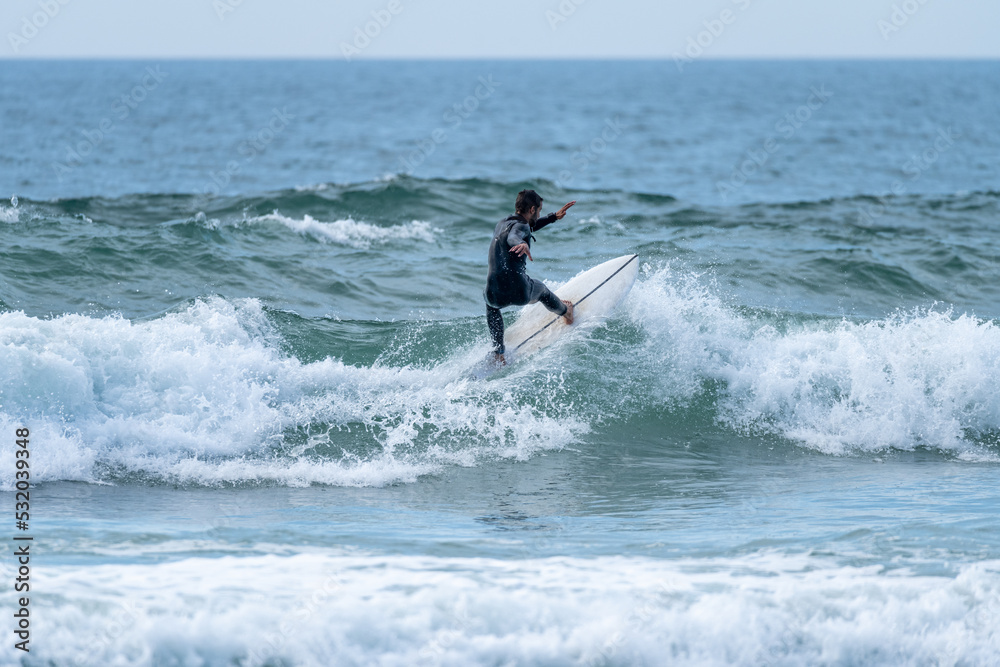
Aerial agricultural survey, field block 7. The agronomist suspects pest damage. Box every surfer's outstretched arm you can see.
[531,201,576,231]
[530,213,559,232]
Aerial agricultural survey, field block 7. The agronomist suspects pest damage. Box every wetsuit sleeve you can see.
[506,221,533,247]
[530,213,559,232]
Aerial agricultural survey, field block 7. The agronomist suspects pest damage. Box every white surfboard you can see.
[477,254,638,374]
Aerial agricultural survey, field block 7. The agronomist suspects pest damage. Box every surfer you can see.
[485,189,576,365]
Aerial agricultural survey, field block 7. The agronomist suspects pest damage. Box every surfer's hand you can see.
[510,243,532,260]
[554,201,576,219]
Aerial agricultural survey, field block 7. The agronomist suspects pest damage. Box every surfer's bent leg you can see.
[527,279,568,316]
[486,305,505,354]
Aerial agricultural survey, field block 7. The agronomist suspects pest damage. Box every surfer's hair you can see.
[515,189,543,214]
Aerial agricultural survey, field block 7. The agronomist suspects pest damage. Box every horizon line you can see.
[2,55,999,62]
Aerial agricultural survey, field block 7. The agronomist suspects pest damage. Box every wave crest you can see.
[0,297,583,489]
[192,210,441,248]
[628,263,1000,456]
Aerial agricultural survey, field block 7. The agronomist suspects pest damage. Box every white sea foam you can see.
[190,210,439,248]
[15,551,1000,666]
[0,205,19,223]
[0,297,584,489]
[218,211,441,248]
[292,182,331,192]
[190,210,222,227]
[627,263,1000,456]
[574,214,625,231]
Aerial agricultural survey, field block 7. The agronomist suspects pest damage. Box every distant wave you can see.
[193,211,442,249]
[8,179,999,220]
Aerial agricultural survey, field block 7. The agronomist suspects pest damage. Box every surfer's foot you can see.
[492,352,507,367]
[562,300,575,325]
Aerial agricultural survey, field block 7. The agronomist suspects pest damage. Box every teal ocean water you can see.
[1,60,1000,665]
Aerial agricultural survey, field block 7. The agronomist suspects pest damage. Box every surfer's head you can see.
[515,189,543,222]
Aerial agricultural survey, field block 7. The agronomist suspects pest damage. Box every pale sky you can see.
[3,0,998,59]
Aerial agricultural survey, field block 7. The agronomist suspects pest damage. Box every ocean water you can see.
[1,60,999,666]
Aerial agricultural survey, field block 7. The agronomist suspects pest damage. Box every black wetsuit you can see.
[484,212,567,355]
